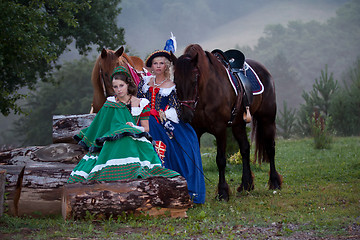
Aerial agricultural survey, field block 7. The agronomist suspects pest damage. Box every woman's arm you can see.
[140,119,150,132]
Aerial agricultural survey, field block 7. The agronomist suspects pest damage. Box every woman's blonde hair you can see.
[153,56,174,81]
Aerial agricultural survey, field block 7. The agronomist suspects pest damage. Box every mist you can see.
[1,0,355,147]
[117,0,345,58]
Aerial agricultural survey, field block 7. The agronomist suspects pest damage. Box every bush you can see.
[310,111,332,149]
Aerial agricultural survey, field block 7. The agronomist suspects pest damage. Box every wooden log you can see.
[62,176,192,220]
[53,114,95,144]
[0,170,5,216]
[0,144,84,217]
[1,144,193,219]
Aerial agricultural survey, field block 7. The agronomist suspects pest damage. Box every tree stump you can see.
[62,176,192,220]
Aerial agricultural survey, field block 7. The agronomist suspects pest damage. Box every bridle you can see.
[178,66,200,112]
[99,59,113,98]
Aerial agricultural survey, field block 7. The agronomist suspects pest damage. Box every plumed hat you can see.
[145,32,177,67]
[145,50,171,68]
[111,66,131,80]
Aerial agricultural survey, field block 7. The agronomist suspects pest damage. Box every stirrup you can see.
[243,106,252,123]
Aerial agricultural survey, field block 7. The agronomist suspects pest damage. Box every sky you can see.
[115,0,344,59]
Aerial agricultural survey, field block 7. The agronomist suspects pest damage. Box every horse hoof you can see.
[216,194,229,202]
[269,181,282,190]
[268,173,283,190]
[237,183,254,192]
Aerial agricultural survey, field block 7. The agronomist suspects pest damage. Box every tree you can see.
[329,57,360,136]
[0,0,124,116]
[13,57,94,146]
[249,0,360,107]
[297,65,338,136]
[265,52,302,110]
[276,101,297,139]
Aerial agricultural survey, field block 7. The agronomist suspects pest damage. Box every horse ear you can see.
[170,51,177,64]
[115,46,124,57]
[101,48,107,58]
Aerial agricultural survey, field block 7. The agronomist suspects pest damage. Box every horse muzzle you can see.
[179,101,195,123]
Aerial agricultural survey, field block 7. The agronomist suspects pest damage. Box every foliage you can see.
[310,114,333,149]
[246,0,360,109]
[1,137,359,239]
[13,57,94,146]
[276,101,297,139]
[329,58,360,136]
[0,0,124,116]
[297,65,338,136]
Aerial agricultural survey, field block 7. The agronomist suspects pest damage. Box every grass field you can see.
[1,137,359,239]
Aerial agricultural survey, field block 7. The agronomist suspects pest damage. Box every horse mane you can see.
[184,44,224,76]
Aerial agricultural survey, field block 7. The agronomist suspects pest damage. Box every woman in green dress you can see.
[68,66,179,183]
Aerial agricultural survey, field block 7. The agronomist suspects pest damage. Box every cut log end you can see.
[62,176,192,220]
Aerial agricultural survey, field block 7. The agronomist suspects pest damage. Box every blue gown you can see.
[138,76,206,204]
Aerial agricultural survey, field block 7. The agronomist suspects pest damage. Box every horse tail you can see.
[251,117,268,163]
[91,55,106,113]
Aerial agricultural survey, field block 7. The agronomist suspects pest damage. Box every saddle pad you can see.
[226,68,240,96]
[241,62,264,95]
[225,62,264,96]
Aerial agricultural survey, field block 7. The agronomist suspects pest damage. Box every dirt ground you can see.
[1,221,359,239]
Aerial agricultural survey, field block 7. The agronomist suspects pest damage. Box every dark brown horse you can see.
[91,46,144,113]
[172,44,282,201]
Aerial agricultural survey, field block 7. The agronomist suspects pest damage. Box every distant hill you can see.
[200,1,339,52]
[118,0,345,59]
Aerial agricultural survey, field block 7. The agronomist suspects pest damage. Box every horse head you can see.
[98,47,124,96]
[173,53,200,123]
[91,46,144,113]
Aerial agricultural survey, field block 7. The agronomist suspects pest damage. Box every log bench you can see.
[0,114,193,219]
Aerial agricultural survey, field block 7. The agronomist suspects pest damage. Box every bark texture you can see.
[62,176,192,220]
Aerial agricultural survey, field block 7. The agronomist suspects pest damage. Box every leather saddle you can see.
[211,49,253,123]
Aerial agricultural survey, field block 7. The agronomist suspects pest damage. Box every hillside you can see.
[118,1,343,58]
[200,1,339,52]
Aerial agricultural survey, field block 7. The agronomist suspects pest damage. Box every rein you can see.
[179,66,200,112]
[99,60,111,98]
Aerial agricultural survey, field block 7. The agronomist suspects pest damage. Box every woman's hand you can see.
[126,122,135,127]
[127,121,146,132]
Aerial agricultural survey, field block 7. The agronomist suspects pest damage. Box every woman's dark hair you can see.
[112,73,137,96]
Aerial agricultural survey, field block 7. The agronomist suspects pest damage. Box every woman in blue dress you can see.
[137,50,206,204]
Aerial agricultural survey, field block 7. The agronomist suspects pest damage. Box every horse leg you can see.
[264,122,283,190]
[232,123,254,192]
[215,132,230,201]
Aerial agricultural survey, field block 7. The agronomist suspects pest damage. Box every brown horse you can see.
[91,46,144,113]
[172,44,282,201]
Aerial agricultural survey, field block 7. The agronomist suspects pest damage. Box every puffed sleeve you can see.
[164,89,180,123]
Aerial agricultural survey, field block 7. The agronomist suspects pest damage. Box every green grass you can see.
[1,137,359,239]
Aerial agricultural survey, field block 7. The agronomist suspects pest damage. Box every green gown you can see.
[68,97,179,183]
